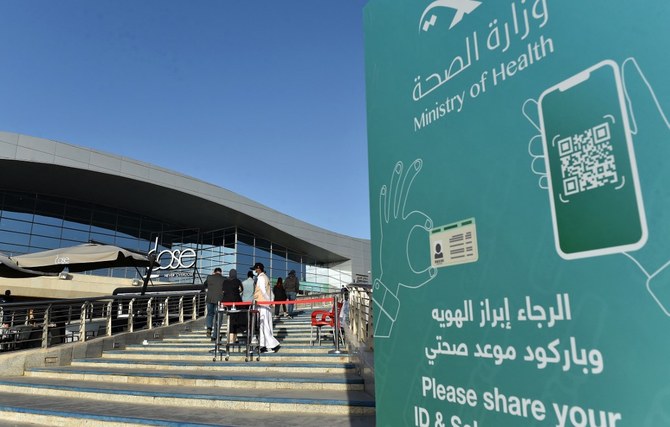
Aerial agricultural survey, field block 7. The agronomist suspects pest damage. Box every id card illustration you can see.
[429,218,479,268]
[538,60,648,260]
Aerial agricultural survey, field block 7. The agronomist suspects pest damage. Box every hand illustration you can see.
[523,57,670,315]
[522,97,548,191]
[620,57,670,315]
[373,159,437,338]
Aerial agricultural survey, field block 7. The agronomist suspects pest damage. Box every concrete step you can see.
[163,327,314,334]
[275,331,317,336]
[0,311,373,426]
[162,334,321,343]
[101,349,351,363]
[71,358,358,374]
[0,417,46,427]
[0,377,375,416]
[26,365,364,391]
[276,337,333,344]
[162,332,319,343]
[184,327,315,336]
[0,391,376,426]
[156,335,333,346]
[133,342,335,354]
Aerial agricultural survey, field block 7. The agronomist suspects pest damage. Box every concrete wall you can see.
[0,273,173,299]
[0,318,204,376]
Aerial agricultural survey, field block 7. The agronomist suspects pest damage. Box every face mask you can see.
[253,271,258,277]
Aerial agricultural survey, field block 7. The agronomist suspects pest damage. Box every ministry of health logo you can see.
[419,0,482,32]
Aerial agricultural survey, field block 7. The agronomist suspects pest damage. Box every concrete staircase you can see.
[0,311,375,426]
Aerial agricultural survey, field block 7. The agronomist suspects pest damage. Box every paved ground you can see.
[0,391,376,426]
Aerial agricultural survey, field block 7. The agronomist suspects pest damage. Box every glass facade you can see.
[0,190,347,289]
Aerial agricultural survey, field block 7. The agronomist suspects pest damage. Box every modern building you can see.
[0,131,370,297]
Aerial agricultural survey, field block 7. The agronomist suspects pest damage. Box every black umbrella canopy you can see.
[0,253,57,278]
[12,243,158,273]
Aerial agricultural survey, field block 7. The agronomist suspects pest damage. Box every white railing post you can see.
[79,302,88,342]
[179,296,184,323]
[163,297,170,326]
[147,298,154,330]
[105,301,113,336]
[128,299,135,333]
[42,305,51,348]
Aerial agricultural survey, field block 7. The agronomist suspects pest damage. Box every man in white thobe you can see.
[251,262,280,353]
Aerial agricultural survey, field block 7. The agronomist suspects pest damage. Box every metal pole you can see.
[329,294,347,355]
[140,253,157,296]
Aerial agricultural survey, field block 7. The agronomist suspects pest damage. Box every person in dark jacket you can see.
[204,268,224,338]
[284,270,300,316]
[273,277,288,318]
[221,269,243,343]
[1,290,13,327]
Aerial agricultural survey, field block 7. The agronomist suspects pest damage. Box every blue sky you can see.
[0,1,371,239]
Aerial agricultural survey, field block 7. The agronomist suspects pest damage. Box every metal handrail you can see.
[346,284,373,350]
[0,290,206,353]
[294,291,336,311]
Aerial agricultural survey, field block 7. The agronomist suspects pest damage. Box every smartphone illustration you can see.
[538,60,647,260]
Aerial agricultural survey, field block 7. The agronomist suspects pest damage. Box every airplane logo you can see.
[419,0,482,32]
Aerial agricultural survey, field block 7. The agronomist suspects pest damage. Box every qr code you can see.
[557,122,619,197]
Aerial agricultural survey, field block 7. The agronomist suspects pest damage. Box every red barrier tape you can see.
[219,297,334,307]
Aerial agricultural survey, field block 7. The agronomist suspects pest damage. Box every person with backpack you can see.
[220,269,243,344]
[284,269,300,317]
[273,277,289,318]
[203,268,224,339]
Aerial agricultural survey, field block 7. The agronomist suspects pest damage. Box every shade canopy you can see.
[0,254,57,278]
[12,243,157,273]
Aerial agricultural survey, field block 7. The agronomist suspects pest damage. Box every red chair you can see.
[310,302,343,346]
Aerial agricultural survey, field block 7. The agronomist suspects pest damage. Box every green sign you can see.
[365,0,670,426]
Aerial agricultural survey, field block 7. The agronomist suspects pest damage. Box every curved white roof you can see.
[0,131,370,276]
